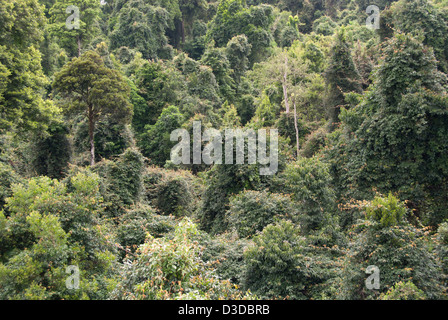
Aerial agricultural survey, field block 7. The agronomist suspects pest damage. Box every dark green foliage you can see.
[275,157,336,234]
[134,61,179,127]
[73,116,134,163]
[0,161,20,212]
[275,112,313,150]
[201,234,250,285]
[324,28,362,130]
[94,148,145,217]
[109,0,173,59]
[143,166,201,217]
[117,204,175,255]
[327,33,448,226]
[388,0,448,72]
[340,194,444,300]
[198,133,292,234]
[184,20,208,59]
[29,121,71,179]
[226,34,252,84]
[199,162,267,234]
[207,1,274,65]
[201,45,236,101]
[301,127,328,158]
[227,190,297,238]
[243,220,323,299]
[139,105,185,166]
[435,221,448,294]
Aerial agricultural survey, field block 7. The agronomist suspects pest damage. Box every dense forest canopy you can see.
[1,0,448,300]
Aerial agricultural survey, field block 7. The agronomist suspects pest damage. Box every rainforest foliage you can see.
[1,0,448,300]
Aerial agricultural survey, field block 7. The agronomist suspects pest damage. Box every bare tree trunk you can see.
[283,55,290,114]
[88,106,95,166]
[294,101,300,159]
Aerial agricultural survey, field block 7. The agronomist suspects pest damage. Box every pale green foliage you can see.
[380,281,426,300]
[365,193,407,228]
[0,171,117,299]
[111,218,252,300]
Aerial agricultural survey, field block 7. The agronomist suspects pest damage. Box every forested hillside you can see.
[1,0,448,300]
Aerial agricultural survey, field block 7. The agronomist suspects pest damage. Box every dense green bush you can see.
[116,204,175,256]
[73,116,134,164]
[243,220,309,299]
[275,156,336,234]
[201,234,250,286]
[143,167,201,217]
[92,148,145,219]
[226,190,297,238]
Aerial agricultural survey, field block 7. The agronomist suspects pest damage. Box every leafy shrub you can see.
[143,167,201,217]
[301,127,328,158]
[275,156,335,234]
[201,234,250,286]
[243,220,308,299]
[0,162,20,212]
[111,218,252,300]
[94,148,146,217]
[226,190,297,238]
[117,204,175,255]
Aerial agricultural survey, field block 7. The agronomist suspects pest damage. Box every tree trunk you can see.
[294,101,300,159]
[181,19,185,46]
[77,35,82,57]
[283,55,290,114]
[88,106,95,166]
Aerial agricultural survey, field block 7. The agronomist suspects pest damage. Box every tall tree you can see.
[53,50,132,166]
[326,34,448,225]
[324,28,362,131]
